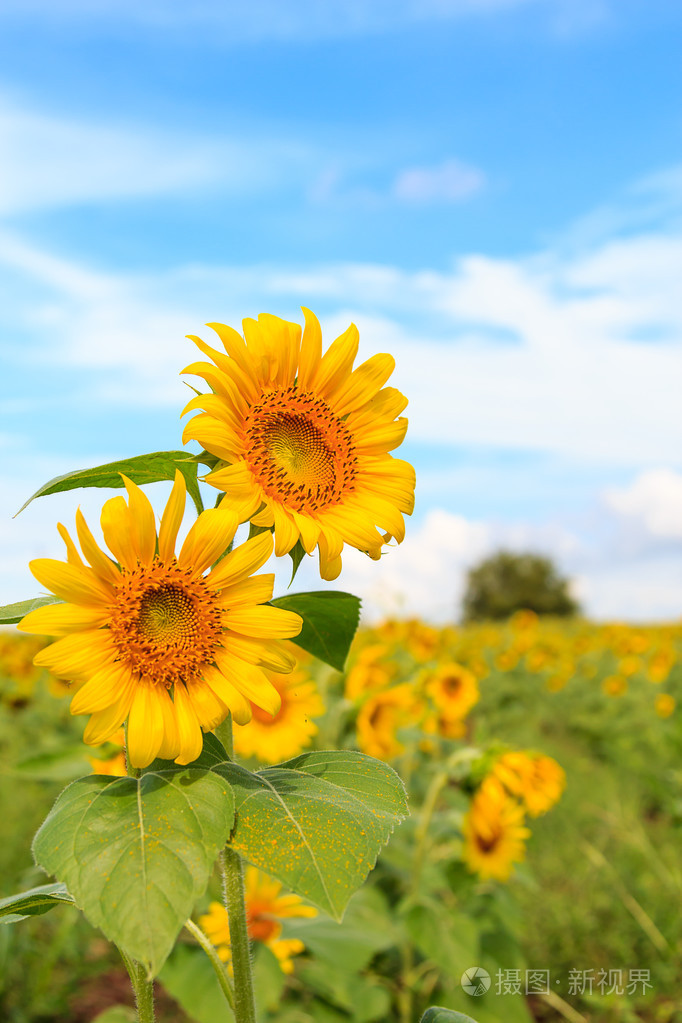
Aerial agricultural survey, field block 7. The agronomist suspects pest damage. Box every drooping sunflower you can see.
[462,777,530,881]
[233,661,325,764]
[18,472,302,768]
[181,310,415,580]
[199,867,317,974]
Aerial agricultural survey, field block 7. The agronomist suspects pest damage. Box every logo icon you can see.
[461,966,491,996]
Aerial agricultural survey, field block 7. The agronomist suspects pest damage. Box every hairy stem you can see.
[221,848,256,1023]
[184,918,235,1012]
[119,949,156,1023]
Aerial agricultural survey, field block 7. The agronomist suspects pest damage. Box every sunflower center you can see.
[243,387,357,512]
[109,562,222,687]
[247,903,281,943]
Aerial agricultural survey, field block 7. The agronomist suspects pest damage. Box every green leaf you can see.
[421,1010,481,1023]
[0,882,74,924]
[287,540,307,585]
[159,944,233,1023]
[0,595,61,626]
[213,750,408,920]
[143,732,229,775]
[16,450,205,517]
[91,1009,137,1023]
[33,768,235,976]
[270,591,361,671]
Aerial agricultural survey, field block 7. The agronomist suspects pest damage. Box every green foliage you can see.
[0,596,61,626]
[159,944,232,1023]
[271,591,361,671]
[33,768,235,976]
[421,1010,480,1023]
[461,550,579,622]
[15,449,206,516]
[0,883,74,924]
[214,751,408,919]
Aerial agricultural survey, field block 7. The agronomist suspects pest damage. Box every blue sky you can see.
[1,0,681,620]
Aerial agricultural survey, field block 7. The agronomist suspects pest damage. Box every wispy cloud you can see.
[0,0,567,43]
[392,158,485,203]
[2,165,681,464]
[0,100,316,217]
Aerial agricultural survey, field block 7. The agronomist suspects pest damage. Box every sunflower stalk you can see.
[119,947,156,1023]
[220,847,257,1023]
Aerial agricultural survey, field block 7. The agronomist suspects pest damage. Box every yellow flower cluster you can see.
[345,614,681,746]
[463,751,565,880]
[199,866,317,974]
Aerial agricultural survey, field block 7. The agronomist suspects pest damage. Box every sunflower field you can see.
[2,610,681,1023]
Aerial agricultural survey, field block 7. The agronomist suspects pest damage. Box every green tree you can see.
[461,550,579,622]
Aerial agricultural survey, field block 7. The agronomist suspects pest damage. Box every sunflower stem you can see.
[220,847,257,1023]
[184,918,235,1011]
[119,948,156,1023]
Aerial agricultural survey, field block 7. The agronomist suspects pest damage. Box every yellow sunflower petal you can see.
[219,634,297,673]
[207,531,274,589]
[70,662,135,716]
[311,322,359,399]
[29,558,114,607]
[218,574,275,608]
[121,476,157,566]
[355,417,408,455]
[158,471,187,565]
[178,507,239,574]
[182,414,242,463]
[271,504,299,557]
[223,606,302,640]
[127,684,166,768]
[298,307,323,390]
[157,692,181,760]
[100,495,137,570]
[57,523,85,567]
[34,630,117,679]
[331,353,396,417]
[213,650,282,715]
[186,676,228,731]
[75,508,120,585]
[18,602,110,636]
[82,684,136,746]
[172,683,204,765]
[202,663,252,724]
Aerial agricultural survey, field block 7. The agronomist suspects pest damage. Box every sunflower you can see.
[356,682,423,761]
[17,472,302,768]
[425,662,479,722]
[463,778,530,881]
[232,662,325,763]
[199,867,317,974]
[491,752,565,817]
[181,310,415,580]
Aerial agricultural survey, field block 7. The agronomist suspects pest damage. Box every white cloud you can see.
[605,469,682,540]
[0,101,315,217]
[2,175,682,464]
[393,159,485,203]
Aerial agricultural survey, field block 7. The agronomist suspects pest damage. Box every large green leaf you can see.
[270,591,361,671]
[33,768,235,976]
[16,450,205,516]
[421,1010,481,1023]
[0,595,61,626]
[0,882,74,924]
[213,750,408,920]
